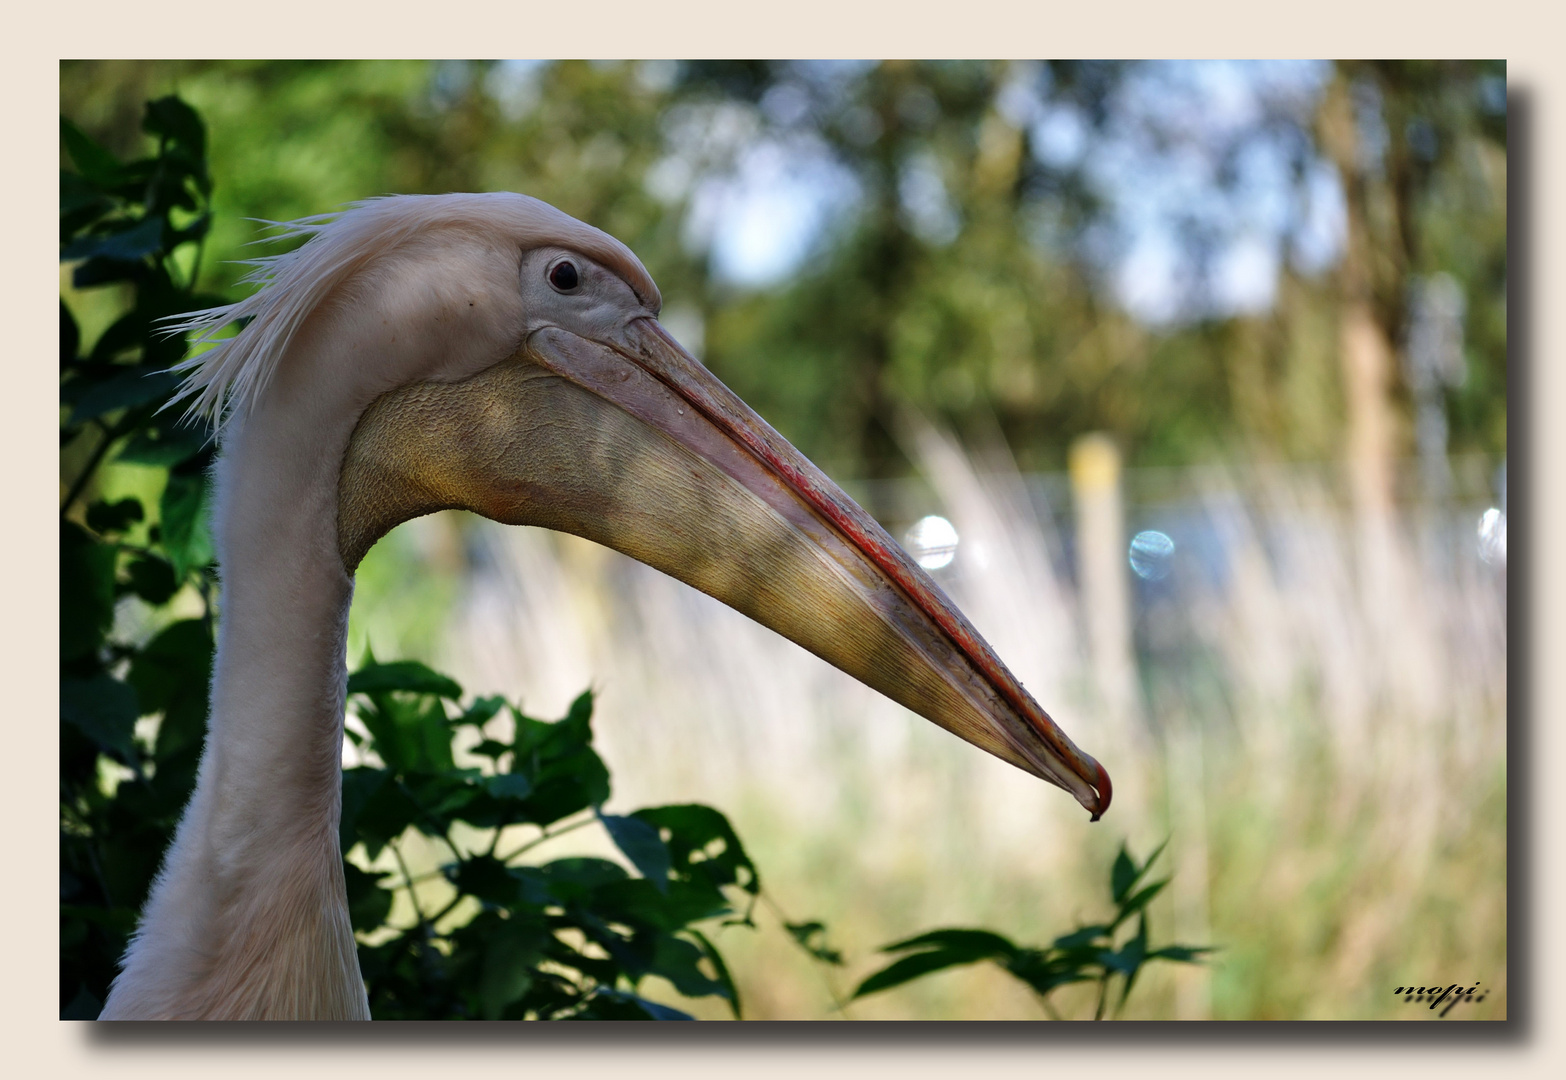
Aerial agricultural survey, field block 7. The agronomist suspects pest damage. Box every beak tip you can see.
[1087,758,1113,821]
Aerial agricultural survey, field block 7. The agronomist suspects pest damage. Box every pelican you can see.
[98,193,1110,1020]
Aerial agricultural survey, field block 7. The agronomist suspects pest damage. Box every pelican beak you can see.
[338,317,1110,818]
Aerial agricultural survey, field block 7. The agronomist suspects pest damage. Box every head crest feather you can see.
[163,193,661,434]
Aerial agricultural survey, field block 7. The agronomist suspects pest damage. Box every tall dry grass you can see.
[360,434,1506,1020]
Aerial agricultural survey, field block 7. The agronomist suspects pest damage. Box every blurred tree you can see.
[60,59,1507,490]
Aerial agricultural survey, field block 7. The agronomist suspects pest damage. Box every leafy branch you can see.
[851,841,1212,1019]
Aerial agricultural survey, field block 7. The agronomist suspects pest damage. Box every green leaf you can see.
[1111,839,1169,907]
[1110,843,1137,904]
[117,424,209,468]
[508,701,610,826]
[125,620,213,762]
[68,366,178,425]
[143,97,207,160]
[879,927,1018,960]
[72,256,142,288]
[633,804,760,896]
[1004,956,1095,997]
[159,470,213,580]
[785,920,844,966]
[1147,945,1214,964]
[87,310,148,363]
[477,917,550,1019]
[1113,879,1169,929]
[585,988,694,1020]
[1110,915,1150,1014]
[403,769,476,819]
[853,949,987,999]
[61,169,112,225]
[649,934,726,1000]
[61,985,103,1021]
[485,772,533,800]
[564,689,593,726]
[124,554,178,605]
[600,812,672,893]
[61,217,166,264]
[60,522,117,662]
[60,674,141,761]
[458,695,506,728]
[470,739,511,760]
[87,497,143,536]
[339,767,388,854]
[343,861,393,932]
[535,857,629,901]
[350,776,422,861]
[61,300,80,365]
[356,694,454,774]
[348,660,463,700]
[60,117,125,187]
[452,855,524,907]
[853,928,1020,1000]
[689,928,743,1016]
[1052,924,1112,949]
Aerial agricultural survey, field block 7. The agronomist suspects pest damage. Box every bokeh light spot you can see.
[1129,529,1175,580]
[905,515,959,570]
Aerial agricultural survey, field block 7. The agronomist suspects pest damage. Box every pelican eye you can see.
[548,260,580,293]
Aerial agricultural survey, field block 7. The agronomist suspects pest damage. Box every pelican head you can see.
[174,192,1111,818]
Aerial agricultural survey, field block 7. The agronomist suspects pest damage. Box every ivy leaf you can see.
[60,674,141,762]
[144,96,207,156]
[484,772,533,800]
[68,366,177,425]
[535,857,628,903]
[585,988,694,1020]
[159,470,213,581]
[599,812,672,893]
[476,917,550,1020]
[60,523,117,662]
[633,804,760,896]
[117,424,210,468]
[452,855,524,907]
[339,767,388,854]
[61,217,166,264]
[457,695,506,728]
[350,775,423,861]
[60,116,125,187]
[61,300,80,365]
[689,929,743,1017]
[124,554,178,605]
[356,694,454,775]
[649,934,726,1000]
[343,862,393,932]
[125,619,213,762]
[348,660,463,700]
[785,920,844,966]
[509,698,609,826]
[87,497,143,536]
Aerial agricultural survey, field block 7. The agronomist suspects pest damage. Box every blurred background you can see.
[61,60,1507,1019]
